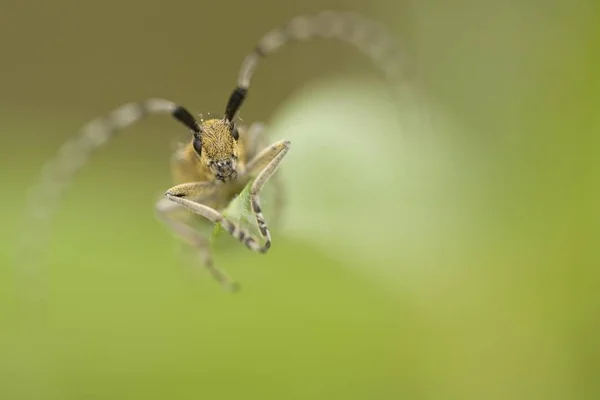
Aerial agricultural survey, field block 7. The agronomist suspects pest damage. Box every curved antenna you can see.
[224,10,406,121]
[17,99,202,276]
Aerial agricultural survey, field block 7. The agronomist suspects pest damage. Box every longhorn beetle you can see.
[21,11,405,292]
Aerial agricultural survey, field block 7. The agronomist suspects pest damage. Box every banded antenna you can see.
[224,10,406,122]
[17,99,202,277]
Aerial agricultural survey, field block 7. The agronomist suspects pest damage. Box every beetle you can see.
[21,11,404,291]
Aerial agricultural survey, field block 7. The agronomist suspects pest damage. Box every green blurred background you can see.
[1,0,598,399]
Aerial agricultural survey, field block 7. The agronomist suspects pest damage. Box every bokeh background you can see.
[1,0,598,399]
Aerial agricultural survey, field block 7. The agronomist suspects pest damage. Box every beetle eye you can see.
[231,127,239,141]
[192,138,202,156]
